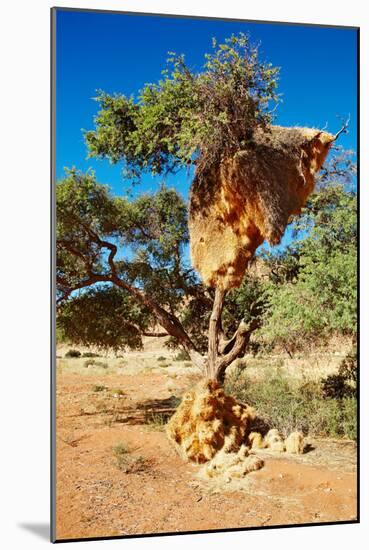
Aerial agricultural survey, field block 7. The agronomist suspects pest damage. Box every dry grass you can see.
[112,442,150,473]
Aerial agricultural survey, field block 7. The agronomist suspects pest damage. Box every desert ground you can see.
[55,342,357,540]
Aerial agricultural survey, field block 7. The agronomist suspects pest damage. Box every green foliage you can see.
[340,398,357,440]
[174,350,190,361]
[112,442,129,456]
[173,273,268,354]
[56,169,204,350]
[82,352,100,358]
[58,286,149,352]
[83,359,109,369]
[92,385,106,392]
[225,367,357,440]
[258,184,357,350]
[85,34,279,180]
[226,273,268,329]
[57,152,356,357]
[57,169,192,308]
[65,349,81,358]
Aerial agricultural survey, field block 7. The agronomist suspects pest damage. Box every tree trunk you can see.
[204,284,261,383]
[206,287,226,380]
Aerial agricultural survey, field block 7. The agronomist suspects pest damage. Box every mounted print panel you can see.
[51,7,358,542]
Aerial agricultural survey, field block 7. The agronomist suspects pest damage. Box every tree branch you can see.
[142,331,169,337]
[56,273,111,304]
[331,115,350,142]
[58,231,205,371]
[110,273,204,370]
[216,318,260,383]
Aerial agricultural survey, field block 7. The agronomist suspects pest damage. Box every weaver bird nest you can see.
[189,125,337,289]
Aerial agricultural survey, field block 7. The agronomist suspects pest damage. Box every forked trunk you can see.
[167,283,259,462]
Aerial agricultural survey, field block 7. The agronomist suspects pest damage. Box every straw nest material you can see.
[166,379,255,463]
[189,125,334,289]
[201,444,264,481]
[248,429,305,454]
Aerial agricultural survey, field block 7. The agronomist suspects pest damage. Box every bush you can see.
[65,349,81,358]
[82,352,100,358]
[112,442,148,473]
[174,350,190,361]
[341,398,357,441]
[225,367,357,440]
[321,347,357,399]
[83,359,109,369]
[111,388,125,397]
[157,356,167,362]
[144,412,168,431]
[92,385,106,392]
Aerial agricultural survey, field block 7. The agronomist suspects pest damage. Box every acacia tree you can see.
[57,168,264,373]
[85,34,279,182]
[57,34,348,384]
[70,34,277,380]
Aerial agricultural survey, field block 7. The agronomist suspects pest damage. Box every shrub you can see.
[112,442,148,473]
[157,356,167,362]
[65,349,81,358]
[225,367,357,440]
[113,442,129,454]
[82,352,100,358]
[83,359,109,369]
[174,350,190,361]
[144,412,168,431]
[341,398,357,441]
[111,388,125,397]
[321,348,357,399]
[92,385,106,392]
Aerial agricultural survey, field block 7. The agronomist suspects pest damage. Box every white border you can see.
[1,1,366,548]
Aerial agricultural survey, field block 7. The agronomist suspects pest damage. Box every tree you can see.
[56,167,265,373]
[58,34,351,390]
[259,162,357,352]
[85,34,279,182]
[57,169,206,367]
[59,34,277,378]
[56,32,356,464]
[80,34,279,380]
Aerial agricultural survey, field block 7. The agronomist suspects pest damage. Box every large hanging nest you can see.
[189,125,335,289]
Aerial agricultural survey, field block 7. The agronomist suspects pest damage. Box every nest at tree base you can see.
[166,380,305,469]
[166,379,256,463]
[189,125,335,289]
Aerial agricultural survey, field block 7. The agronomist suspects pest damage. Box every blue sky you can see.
[55,10,357,259]
[56,9,357,196]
